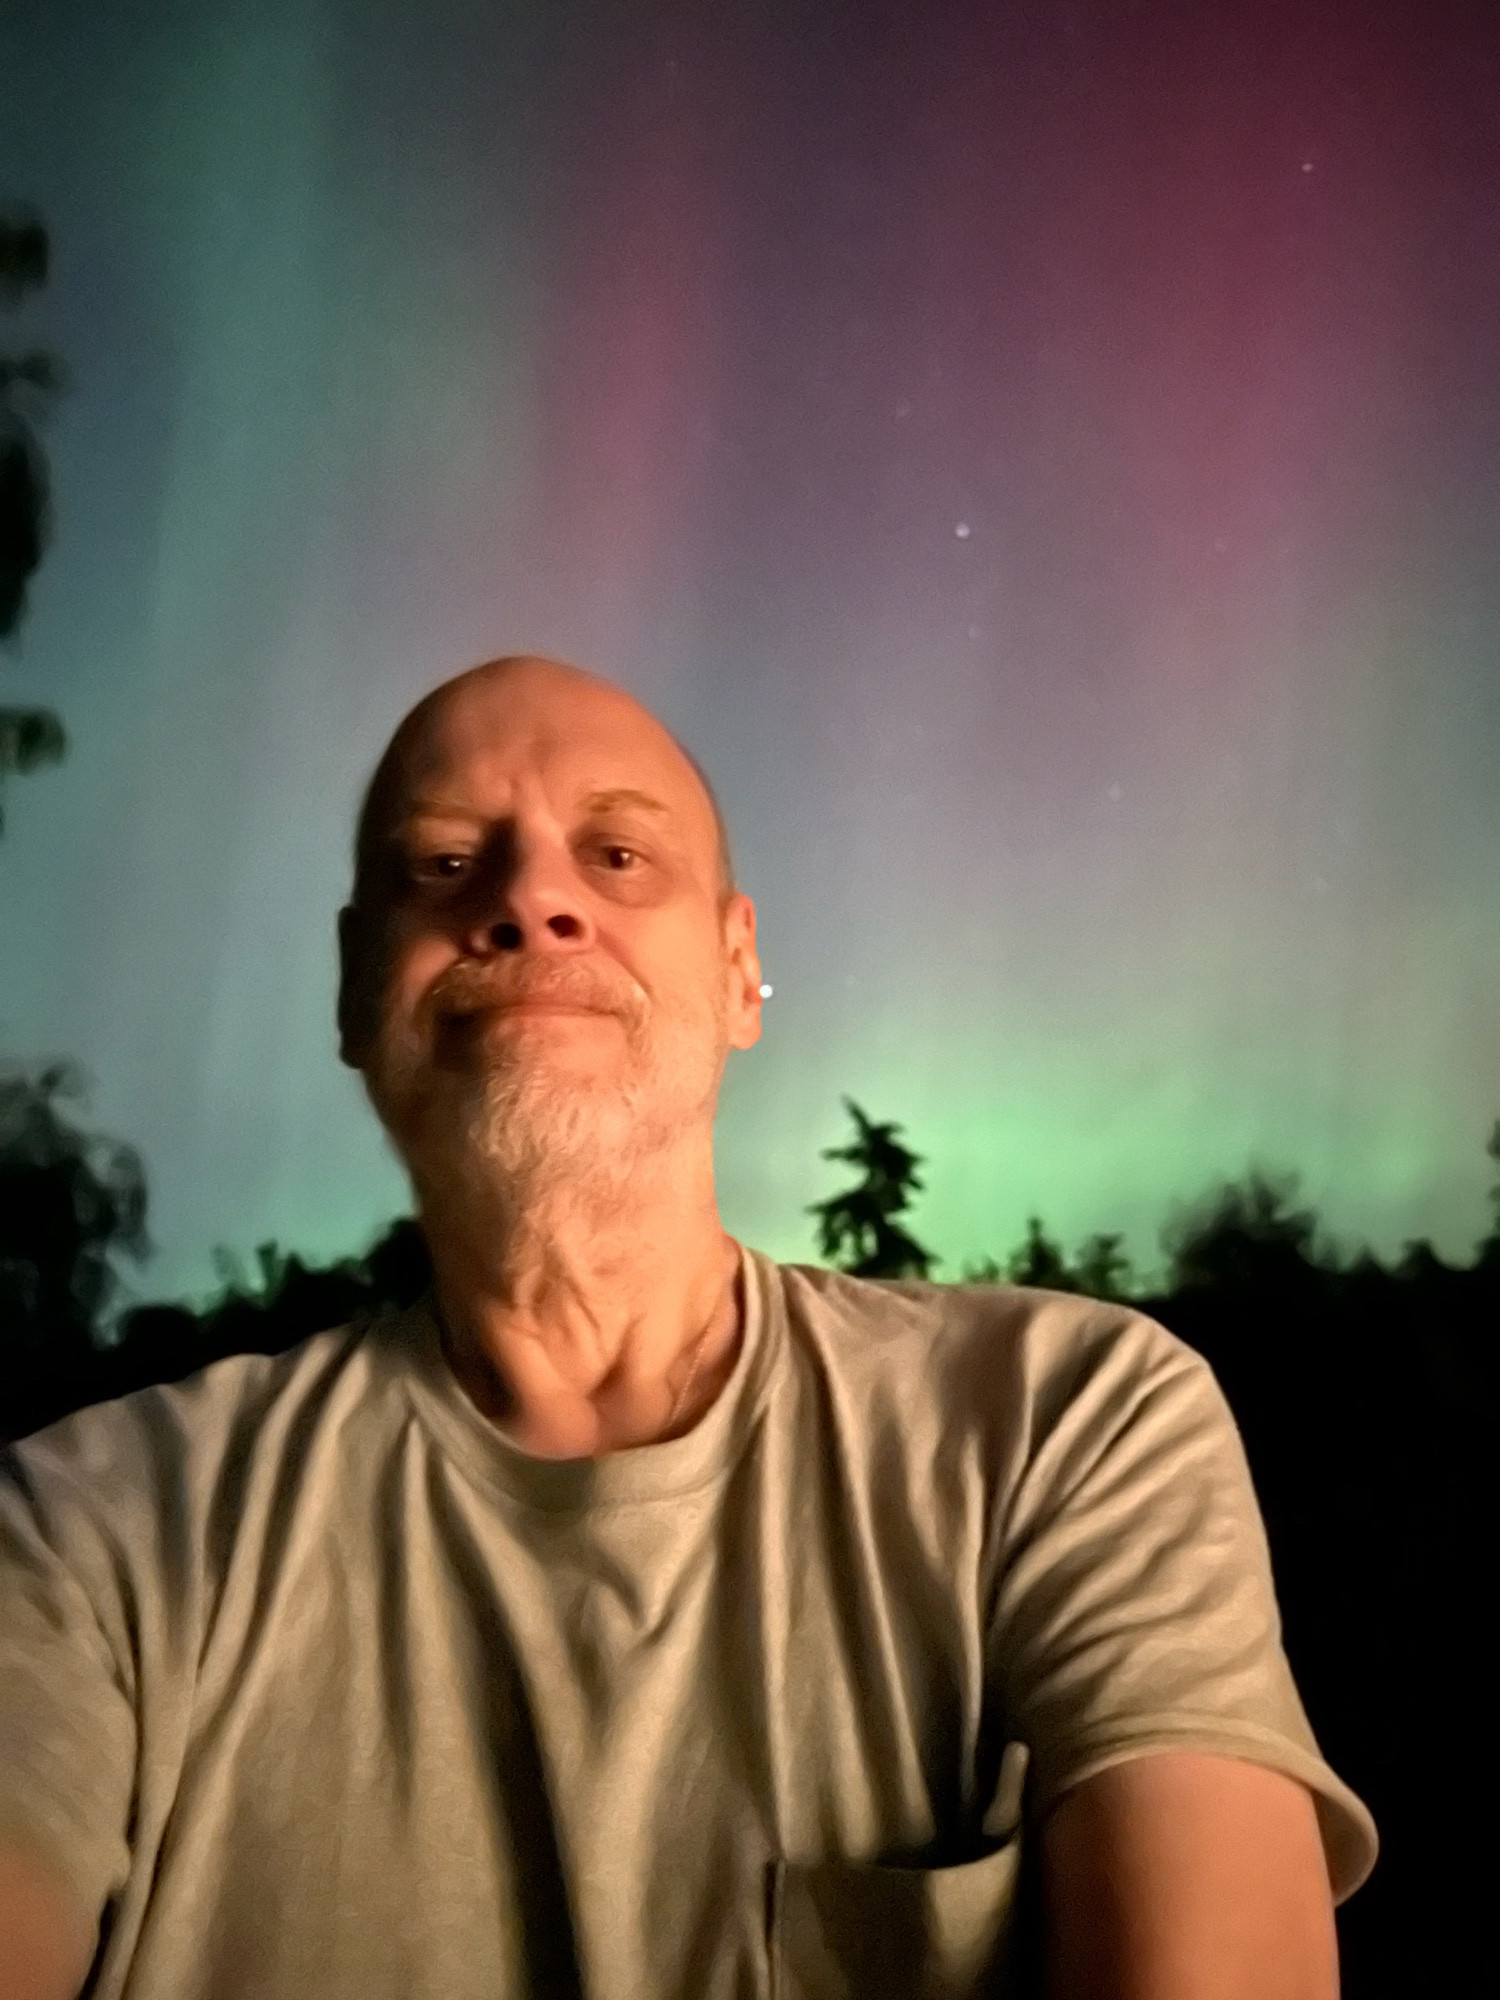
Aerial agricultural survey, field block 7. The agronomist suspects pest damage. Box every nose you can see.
[458,831,594,959]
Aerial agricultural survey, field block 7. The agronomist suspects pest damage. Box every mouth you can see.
[499,997,602,1012]
[445,999,608,1024]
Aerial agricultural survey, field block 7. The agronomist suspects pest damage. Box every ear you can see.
[723,892,764,1053]
[336,904,376,1069]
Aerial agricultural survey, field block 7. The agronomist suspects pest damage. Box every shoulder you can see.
[767,1259,1214,1448]
[0,1313,404,1557]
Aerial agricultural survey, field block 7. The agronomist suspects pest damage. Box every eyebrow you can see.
[394,787,675,828]
[579,787,672,818]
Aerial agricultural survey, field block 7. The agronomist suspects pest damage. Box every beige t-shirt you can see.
[0,1243,1375,2000]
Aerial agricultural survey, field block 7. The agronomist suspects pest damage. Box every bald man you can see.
[0,657,1374,2000]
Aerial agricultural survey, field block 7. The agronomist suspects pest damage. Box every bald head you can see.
[351,656,736,913]
[337,652,764,1167]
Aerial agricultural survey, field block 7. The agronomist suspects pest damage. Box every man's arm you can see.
[0,1845,93,2000]
[1039,1751,1340,2000]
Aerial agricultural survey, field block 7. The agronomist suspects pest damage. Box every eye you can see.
[411,852,471,882]
[596,843,643,871]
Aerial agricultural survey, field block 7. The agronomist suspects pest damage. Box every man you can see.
[0,655,1374,2000]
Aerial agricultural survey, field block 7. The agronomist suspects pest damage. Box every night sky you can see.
[3,0,1498,1312]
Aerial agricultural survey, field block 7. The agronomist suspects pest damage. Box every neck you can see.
[415,1132,743,1458]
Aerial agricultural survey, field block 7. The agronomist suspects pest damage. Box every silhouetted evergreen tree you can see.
[1160,1168,1323,1293]
[1003,1215,1077,1289]
[101,1216,432,1410]
[961,1220,1134,1299]
[806,1096,936,1278]
[1071,1230,1134,1300]
[0,1062,148,1438]
[0,1054,433,1441]
[1,207,67,829]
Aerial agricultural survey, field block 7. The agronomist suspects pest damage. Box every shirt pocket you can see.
[769,1835,1024,2000]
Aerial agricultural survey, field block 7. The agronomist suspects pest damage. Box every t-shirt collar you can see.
[389,1237,783,1510]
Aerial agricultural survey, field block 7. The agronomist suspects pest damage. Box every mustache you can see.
[424,963,630,1021]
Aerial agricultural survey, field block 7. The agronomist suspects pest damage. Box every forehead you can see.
[384,667,711,840]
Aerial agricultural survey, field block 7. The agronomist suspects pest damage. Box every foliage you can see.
[0,417,49,637]
[960,1219,1134,1298]
[0,216,47,299]
[1,206,67,831]
[0,1061,437,1440]
[1071,1230,1134,1299]
[0,705,67,830]
[1003,1215,1074,1288]
[0,704,65,768]
[1159,1168,1322,1292]
[0,209,57,638]
[0,1061,148,1319]
[805,1096,936,1279]
[0,1063,149,1438]
[189,1215,432,1357]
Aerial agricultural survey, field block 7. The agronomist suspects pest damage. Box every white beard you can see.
[364,992,726,1225]
[455,1047,659,1205]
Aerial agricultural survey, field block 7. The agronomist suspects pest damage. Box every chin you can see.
[365,1015,722,1189]
[473,1072,645,1157]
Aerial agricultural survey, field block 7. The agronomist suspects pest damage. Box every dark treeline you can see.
[0,1062,435,1442]
[1,1069,1494,1995]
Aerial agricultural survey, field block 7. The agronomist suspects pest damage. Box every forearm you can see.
[0,1845,92,2000]
[1041,1753,1340,2000]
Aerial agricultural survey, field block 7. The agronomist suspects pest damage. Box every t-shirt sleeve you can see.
[985,1300,1377,1903]
[0,1438,138,1934]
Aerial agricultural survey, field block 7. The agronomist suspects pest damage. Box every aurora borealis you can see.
[2,0,1498,1311]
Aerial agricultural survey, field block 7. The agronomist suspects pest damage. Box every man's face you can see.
[339,661,762,1208]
